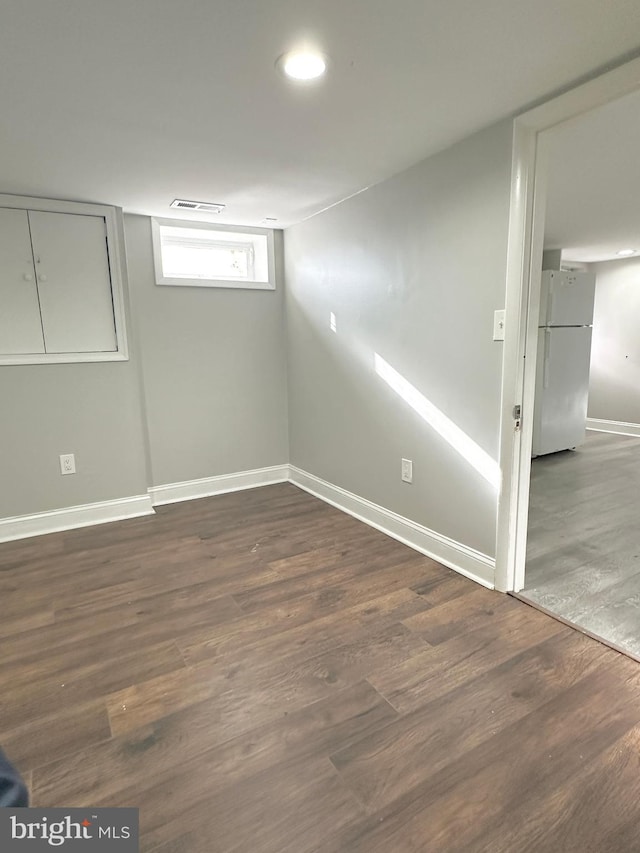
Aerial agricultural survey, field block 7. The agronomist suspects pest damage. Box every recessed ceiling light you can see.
[277,50,327,81]
[616,248,636,256]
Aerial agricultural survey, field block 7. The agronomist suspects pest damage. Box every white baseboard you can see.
[0,494,154,543]
[148,464,289,506]
[289,465,495,589]
[0,464,495,592]
[586,418,640,437]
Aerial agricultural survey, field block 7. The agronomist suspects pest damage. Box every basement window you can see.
[151,218,275,290]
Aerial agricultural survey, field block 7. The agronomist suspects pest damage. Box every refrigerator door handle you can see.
[547,290,554,326]
[543,328,551,389]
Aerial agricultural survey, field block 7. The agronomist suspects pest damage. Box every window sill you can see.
[155,275,275,290]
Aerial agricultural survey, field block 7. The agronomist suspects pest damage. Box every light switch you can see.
[493,309,506,341]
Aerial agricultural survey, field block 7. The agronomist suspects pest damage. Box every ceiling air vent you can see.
[170,199,226,214]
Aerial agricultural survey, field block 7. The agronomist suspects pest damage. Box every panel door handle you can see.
[23,273,33,282]
[38,273,47,282]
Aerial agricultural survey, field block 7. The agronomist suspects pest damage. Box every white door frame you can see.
[494,56,640,593]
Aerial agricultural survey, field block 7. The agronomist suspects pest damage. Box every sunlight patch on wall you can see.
[374,353,501,490]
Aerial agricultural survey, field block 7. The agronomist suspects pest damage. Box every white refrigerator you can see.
[532,269,596,457]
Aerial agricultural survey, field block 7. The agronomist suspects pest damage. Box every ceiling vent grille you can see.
[170,199,226,214]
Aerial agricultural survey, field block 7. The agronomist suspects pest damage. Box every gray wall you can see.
[3,125,512,543]
[588,256,640,425]
[124,215,289,487]
[0,215,289,522]
[0,309,149,518]
[284,121,514,558]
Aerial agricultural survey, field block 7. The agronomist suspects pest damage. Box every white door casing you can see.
[495,56,640,593]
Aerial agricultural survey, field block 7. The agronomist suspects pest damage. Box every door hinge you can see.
[513,404,522,431]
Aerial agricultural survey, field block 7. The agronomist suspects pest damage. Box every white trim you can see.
[151,217,276,291]
[0,465,495,589]
[289,466,495,589]
[494,120,539,592]
[495,122,551,593]
[0,494,154,543]
[148,464,289,506]
[0,351,128,366]
[497,55,640,593]
[586,418,640,437]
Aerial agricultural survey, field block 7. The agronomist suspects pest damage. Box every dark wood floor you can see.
[2,483,640,851]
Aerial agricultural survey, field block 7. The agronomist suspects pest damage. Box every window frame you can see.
[151,217,276,291]
[0,193,129,366]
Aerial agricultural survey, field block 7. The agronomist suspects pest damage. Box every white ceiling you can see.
[2,0,640,231]
[545,87,640,263]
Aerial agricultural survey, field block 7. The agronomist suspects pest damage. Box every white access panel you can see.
[28,211,117,353]
[532,326,593,456]
[539,270,596,327]
[0,208,45,353]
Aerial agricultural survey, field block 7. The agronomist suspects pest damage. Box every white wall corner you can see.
[148,464,290,506]
[0,494,154,543]
[288,465,495,589]
[586,418,640,437]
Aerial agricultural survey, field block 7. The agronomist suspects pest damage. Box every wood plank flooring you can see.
[522,430,640,658]
[3,482,640,851]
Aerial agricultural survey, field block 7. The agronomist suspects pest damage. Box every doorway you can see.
[496,56,640,643]
[522,428,640,657]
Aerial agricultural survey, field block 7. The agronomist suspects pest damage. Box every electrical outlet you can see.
[59,453,76,475]
[401,458,413,483]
